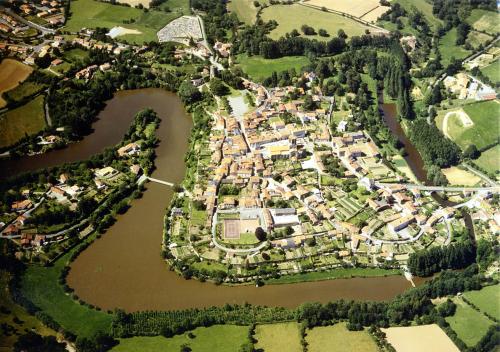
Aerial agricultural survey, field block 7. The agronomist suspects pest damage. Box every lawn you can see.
[20,236,113,338]
[0,95,46,148]
[0,59,33,108]
[266,267,400,284]
[63,48,90,63]
[474,144,500,175]
[227,0,265,25]
[463,284,500,321]
[235,54,310,82]
[255,322,302,352]
[438,28,472,66]
[445,298,494,347]
[480,58,500,84]
[306,323,378,352]
[112,325,250,351]
[467,9,500,35]
[261,4,372,41]
[64,0,189,43]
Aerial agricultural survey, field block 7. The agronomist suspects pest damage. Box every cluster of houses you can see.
[443,72,497,101]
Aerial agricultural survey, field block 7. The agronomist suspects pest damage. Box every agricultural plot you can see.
[227,0,267,25]
[463,284,500,321]
[474,144,500,175]
[261,4,372,41]
[4,81,46,103]
[306,323,378,352]
[0,59,33,108]
[235,54,310,82]
[438,28,472,66]
[466,31,493,50]
[480,58,500,84]
[442,167,481,186]
[335,196,363,220]
[395,0,442,28]
[306,0,389,22]
[383,324,459,352]
[254,322,302,352]
[0,95,46,148]
[467,9,500,35]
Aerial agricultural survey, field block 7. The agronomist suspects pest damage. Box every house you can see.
[95,166,118,179]
[388,215,415,232]
[118,142,140,156]
[11,200,33,212]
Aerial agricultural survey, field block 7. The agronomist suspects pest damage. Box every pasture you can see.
[0,95,46,148]
[227,0,266,25]
[463,284,500,321]
[438,28,472,66]
[480,58,500,84]
[383,324,459,352]
[467,31,493,50]
[306,0,389,21]
[395,0,442,28]
[4,81,45,103]
[113,325,250,351]
[254,322,302,352]
[0,59,33,108]
[261,4,372,41]
[306,323,378,352]
[235,54,310,82]
[474,144,500,175]
[442,167,481,186]
[467,9,500,35]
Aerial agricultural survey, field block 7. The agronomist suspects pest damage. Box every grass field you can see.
[480,58,500,84]
[383,324,459,352]
[467,31,493,50]
[467,9,500,35]
[235,54,310,82]
[227,0,266,25]
[266,267,400,284]
[474,144,500,175]
[255,322,302,352]
[438,28,472,66]
[306,323,378,352]
[0,59,33,108]
[63,48,90,63]
[463,284,500,321]
[395,0,442,28]
[306,0,383,18]
[112,325,250,351]
[442,167,481,186]
[20,236,113,338]
[393,154,418,182]
[261,4,372,41]
[446,298,494,347]
[65,0,189,43]
[0,95,46,148]
[4,81,45,103]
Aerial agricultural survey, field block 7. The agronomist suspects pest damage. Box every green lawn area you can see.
[392,154,418,182]
[63,48,90,63]
[0,95,46,148]
[4,81,46,103]
[221,231,260,245]
[480,58,500,84]
[266,267,400,285]
[438,28,472,66]
[227,0,266,25]
[235,54,310,82]
[463,284,500,321]
[20,236,113,338]
[255,322,302,352]
[474,144,500,175]
[445,298,494,347]
[112,325,250,352]
[64,0,190,44]
[306,323,378,352]
[467,9,500,35]
[261,4,371,41]
[395,0,442,29]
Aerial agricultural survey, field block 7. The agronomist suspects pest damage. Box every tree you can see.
[463,144,479,159]
[303,95,318,111]
[178,81,201,104]
[255,227,267,241]
[14,332,66,352]
[209,78,229,96]
[318,29,329,37]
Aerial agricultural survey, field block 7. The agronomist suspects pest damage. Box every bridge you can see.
[375,182,499,193]
[137,175,175,187]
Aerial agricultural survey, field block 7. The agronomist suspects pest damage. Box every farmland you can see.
[467,9,500,35]
[0,95,46,148]
[306,0,389,22]
[442,167,481,186]
[480,58,500,84]
[4,81,46,103]
[261,4,372,41]
[255,322,302,352]
[383,324,459,352]
[463,284,500,321]
[227,0,266,25]
[0,59,33,108]
[235,54,310,82]
[438,28,472,66]
[395,0,442,28]
[474,144,500,175]
[306,323,378,352]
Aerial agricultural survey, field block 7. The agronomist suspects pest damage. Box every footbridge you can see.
[137,175,175,187]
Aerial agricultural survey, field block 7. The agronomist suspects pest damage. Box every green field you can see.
[261,4,371,41]
[227,0,266,25]
[112,325,250,352]
[480,58,500,84]
[255,322,302,352]
[306,323,378,352]
[65,0,189,43]
[20,237,113,338]
[463,284,500,321]
[467,9,500,35]
[266,267,400,285]
[235,54,310,82]
[474,144,500,175]
[446,298,494,347]
[0,95,46,148]
[63,48,90,63]
[4,81,45,103]
[467,31,493,50]
[438,28,472,66]
[395,0,442,28]
[461,101,500,149]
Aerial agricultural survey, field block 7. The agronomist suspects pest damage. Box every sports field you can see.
[261,4,372,41]
[383,324,459,352]
[235,54,310,82]
[65,0,189,43]
[463,284,500,321]
[0,95,46,148]
[255,322,302,352]
[0,59,33,108]
[467,9,500,35]
[306,323,378,352]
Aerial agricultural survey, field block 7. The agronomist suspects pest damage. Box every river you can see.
[7,88,421,312]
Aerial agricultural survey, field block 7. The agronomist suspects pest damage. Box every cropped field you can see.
[0,95,46,148]
[467,9,500,35]
[306,323,378,352]
[112,325,250,351]
[261,4,372,41]
[65,0,189,43]
[446,298,494,347]
[474,144,500,175]
[438,28,472,66]
[480,58,500,84]
[235,54,310,81]
[442,167,481,186]
[227,0,266,25]
[0,59,33,108]
[255,322,302,352]
[306,0,386,19]
[463,284,500,321]
[383,324,459,352]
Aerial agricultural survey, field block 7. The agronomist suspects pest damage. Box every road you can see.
[2,7,55,35]
[375,181,499,193]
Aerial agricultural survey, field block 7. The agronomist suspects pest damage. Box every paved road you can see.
[375,181,499,193]
[3,7,55,35]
